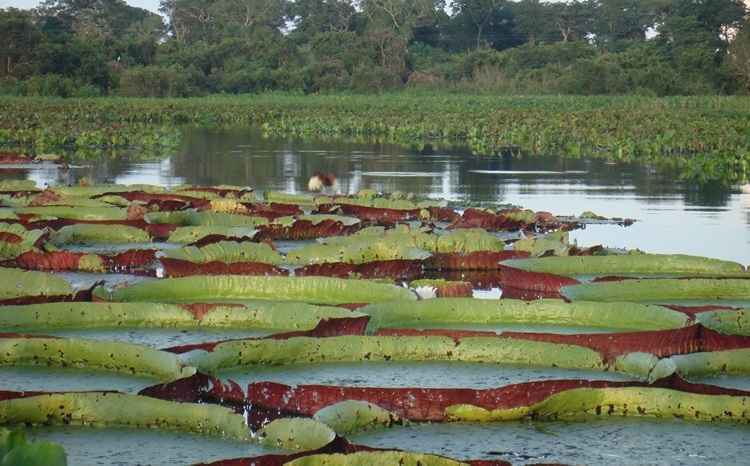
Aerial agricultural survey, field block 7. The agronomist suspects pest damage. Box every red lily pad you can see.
[159,258,288,278]
[255,219,360,241]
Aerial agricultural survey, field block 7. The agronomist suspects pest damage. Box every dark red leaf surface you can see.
[107,249,158,270]
[14,250,86,272]
[160,258,288,278]
[162,316,370,354]
[317,203,421,224]
[449,209,531,231]
[94,191,211,210]
[10,249,157,274]
[424,251,530,271]
[0,232,23,243]
[429,206,461,223]
[20,219,178,240]
[188,235,259,247]
[0,152,34,164]
[239,203,304,221]
[433,281,474,297]
[500,324,750,362]
[255,220,359,241]
[243,374,750,423]
[296,259,423,280]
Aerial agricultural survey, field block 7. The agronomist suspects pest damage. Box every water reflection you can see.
[3,126,749,263]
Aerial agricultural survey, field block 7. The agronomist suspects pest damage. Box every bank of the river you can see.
[1,93,749,185]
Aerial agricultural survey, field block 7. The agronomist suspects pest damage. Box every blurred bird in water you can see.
[308,172,337,194]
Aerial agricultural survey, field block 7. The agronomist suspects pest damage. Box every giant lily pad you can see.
[562,278,750,301]
[0,268,72,300]
[504,255,747,277]
[162,241,283,265]
[96,275,416,305]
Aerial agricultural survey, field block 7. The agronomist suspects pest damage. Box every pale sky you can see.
[0,0,162,14]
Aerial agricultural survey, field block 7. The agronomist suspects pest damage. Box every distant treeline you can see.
[1,0,749,96]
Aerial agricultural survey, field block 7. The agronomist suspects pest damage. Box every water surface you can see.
[14,127,748,264]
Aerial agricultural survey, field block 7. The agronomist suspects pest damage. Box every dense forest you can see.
[1,0,749,96]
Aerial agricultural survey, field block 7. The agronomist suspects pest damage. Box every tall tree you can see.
[728,19,750,92]
[0,9,42,78]
[289,0,356,38]
[669,0,746,45]
[590,0,667,46]
[361,0,442,41]
[511,0,556,45]
[549,1,594,42]
[452,0,517,48]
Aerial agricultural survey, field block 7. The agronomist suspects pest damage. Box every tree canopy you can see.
[0,0,748,96]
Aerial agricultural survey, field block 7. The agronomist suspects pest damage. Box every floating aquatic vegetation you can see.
[696,309,750,336]
[562,278,750,302]
[287,228,431,265]
[258,218,360,240]
[423,251,530,271]
[361,299,691,332]
[14,206,130,222]
[0,268,72,300]
[0,334,194,381]
[0,392,248,440]
[145,211,268,227]
[49,224,151,245]
[504,254,747,277]
[94,191,211,211]
[160,259,287,278]
[194,436,509,465]
[182,334,605,373]
[161,241,284,265]
[174,186,254,200]
[295,260,423,281]
[316,203,423,224]
[409,280,474,298]
[9,249,157,274]
[0,180,745,464]
[512,230,570,256]
[141,372,750,435]
[0,302,360,331]
[166,226,259,245]
[95,275,416,305]
[0,224,45,262]
[23,218,177,241]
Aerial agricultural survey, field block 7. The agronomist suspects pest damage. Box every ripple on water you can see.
[351,419,750,465]
[221,361,634,389]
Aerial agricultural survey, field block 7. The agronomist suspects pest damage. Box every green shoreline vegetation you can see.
[1,94,750,184]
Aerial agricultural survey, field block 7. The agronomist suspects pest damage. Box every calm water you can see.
[18,127,750,264]
[5,127,750,465]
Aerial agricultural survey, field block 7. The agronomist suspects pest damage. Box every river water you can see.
[21,126,750,264]
[4,126,750,465]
